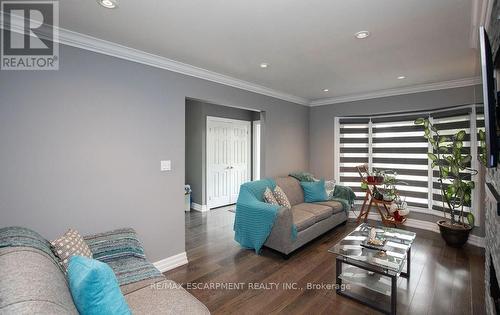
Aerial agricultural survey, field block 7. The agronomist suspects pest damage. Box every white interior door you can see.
[207,117,251,209]
[229,122,251,202]
[252,120,261,180]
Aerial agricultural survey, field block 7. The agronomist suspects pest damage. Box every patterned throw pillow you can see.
[83,228,146,262]
[325,179,336,199]
[51,228,93,271]
[263,187,279,205]
[273,186,291,208]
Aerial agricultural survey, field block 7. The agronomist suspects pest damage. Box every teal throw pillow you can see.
[67,256,131,315]
[300,180,327,202]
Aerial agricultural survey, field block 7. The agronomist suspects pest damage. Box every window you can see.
[335,105,482,218]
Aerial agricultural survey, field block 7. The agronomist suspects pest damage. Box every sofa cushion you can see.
[263,187,279,205]
[275,177,304,206]
[125,280,210,314]
[324,180,336,199]
[314,200,344,214]
[68,256,131,315]
[0,247,78,314]
[300,180,328,203]
[291,208,317,232]
[293,203,333,222]
[273,186,291,208]
[51,228,93,272]
[84,228,164,287]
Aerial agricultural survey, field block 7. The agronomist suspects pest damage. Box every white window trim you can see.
[334,117,341,183]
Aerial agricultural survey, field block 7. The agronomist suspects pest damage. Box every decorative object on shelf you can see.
[367,227,385,246]
[389,196,409,222]
[373,169,385,184]
[355,164,408,226]
[372,187,384,201]
[357,164,384,185]
[381,171,407,202]
[415,117,478,247]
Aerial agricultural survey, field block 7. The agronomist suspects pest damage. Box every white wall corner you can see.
[153,252,188,273]
[191,202,209,212]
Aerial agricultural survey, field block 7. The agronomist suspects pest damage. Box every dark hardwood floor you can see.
[165,207,486,315]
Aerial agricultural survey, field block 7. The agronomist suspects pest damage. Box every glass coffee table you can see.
[329,223,416,315]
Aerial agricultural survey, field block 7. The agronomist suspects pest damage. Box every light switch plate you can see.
[160,160,171,171]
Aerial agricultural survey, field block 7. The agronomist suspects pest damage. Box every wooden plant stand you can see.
[356,180,407,227]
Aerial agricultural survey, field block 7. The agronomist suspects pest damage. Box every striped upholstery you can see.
[0,226,63,272]
[83,228,146,261]
[84,228,164,286]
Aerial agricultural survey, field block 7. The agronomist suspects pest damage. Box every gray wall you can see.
[0,45,309,261]
[309,85,485,235]
[185,99,258,205]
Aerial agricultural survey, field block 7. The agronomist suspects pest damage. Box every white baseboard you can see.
[153,252,188,273]
[467,234,486,247]
[348,211,485,248]
[191,202,209,212]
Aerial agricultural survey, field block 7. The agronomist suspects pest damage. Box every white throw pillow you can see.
[324,179,336,199]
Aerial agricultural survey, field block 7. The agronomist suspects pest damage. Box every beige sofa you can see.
[264,176,348,257]
[0,230,209,314]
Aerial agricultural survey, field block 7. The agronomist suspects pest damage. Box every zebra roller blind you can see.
[336,105,482,215]
[371,114,429,209]
[338,118,370,201]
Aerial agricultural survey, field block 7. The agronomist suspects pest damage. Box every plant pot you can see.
[383,193,394,201]
[367,176,375,183]
[375,176,384,184]
[373,190,384,200]
[437,220,472,248]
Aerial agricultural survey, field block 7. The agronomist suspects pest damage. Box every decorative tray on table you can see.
[360,238,388,252]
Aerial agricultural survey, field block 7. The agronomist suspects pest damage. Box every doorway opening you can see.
[185,98,262,213]
[206,116,251,208]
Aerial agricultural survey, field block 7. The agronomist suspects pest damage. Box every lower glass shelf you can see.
[339,265,393,296]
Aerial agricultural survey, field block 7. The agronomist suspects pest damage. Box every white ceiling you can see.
[58,0,480,103]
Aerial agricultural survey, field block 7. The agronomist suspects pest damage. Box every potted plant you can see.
[380,171,408,201]
[374,169,385,184]
[414,117,477,247]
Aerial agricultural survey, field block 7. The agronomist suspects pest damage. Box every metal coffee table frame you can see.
[335,247,411,315]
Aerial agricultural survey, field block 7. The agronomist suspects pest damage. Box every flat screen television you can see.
[479,26,499,168]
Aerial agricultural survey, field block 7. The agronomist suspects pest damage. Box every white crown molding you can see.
[153,252,188,273]
[310,77,482,106]
[2,13,309,106]
[348,212,485,248]
[2,13,482,108]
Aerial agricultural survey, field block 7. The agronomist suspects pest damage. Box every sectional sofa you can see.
[0,227,209,314]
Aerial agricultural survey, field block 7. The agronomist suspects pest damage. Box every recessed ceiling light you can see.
[97,0,118,9]
[260,63,269,69]
[397,75,406,80]
[354,31,370,39]
[323,88,329,92]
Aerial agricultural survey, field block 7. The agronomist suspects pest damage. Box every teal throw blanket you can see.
[329,185,356,213]
[234,179,297,253]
